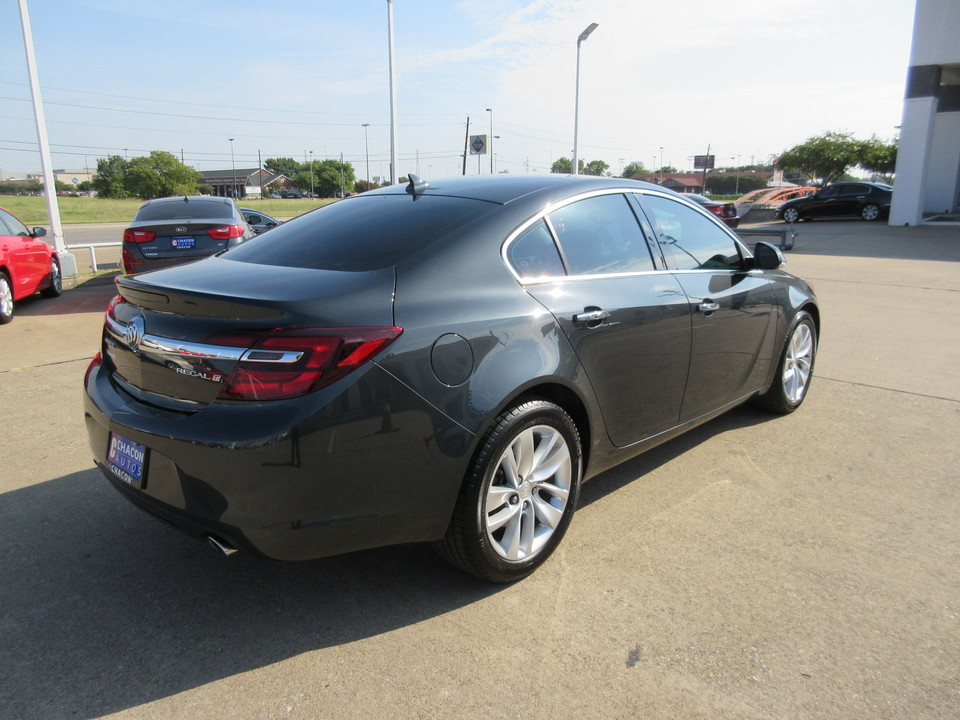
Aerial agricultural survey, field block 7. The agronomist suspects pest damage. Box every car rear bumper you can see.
[84,360,475,561]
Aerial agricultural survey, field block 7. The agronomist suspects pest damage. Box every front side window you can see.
[641,195,742,271]
[546,193,654,276]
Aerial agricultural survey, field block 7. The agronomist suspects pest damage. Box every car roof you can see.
[360,174,661,206]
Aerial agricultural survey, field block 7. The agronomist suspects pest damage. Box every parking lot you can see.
[1,220,958,719]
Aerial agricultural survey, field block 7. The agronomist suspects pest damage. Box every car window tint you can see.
[507,220,565,279]
[245,213,263,224]
[226,194,498,272]
[0,208,29,236]
[641,195,742,271]
[135,200,235,221]
[819,186,838,198]
[547,194,654,275]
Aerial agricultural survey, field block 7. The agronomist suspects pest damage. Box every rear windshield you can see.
[225,194,498,271]
[135,199,234,221]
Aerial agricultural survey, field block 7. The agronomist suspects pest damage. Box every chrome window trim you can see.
[501,187,665,286]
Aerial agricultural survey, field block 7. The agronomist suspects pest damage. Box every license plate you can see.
[171,236,195,249]
[107,432,146,487]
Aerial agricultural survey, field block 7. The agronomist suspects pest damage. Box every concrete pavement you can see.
[0,219,958,719]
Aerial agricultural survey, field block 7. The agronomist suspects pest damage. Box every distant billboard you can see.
[693,155,715,170]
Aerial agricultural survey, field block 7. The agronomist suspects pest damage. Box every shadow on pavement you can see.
[0,402,773,719]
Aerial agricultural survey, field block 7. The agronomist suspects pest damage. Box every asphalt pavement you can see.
[1,219,958,719]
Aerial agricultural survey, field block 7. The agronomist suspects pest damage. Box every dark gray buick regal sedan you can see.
[84,174,818,582]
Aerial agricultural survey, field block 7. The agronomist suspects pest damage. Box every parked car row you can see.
[85,175,819,582]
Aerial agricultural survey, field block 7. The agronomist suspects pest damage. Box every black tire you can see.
[781,207,800,224]
[860,203,881,222]
[40,258,62,298]
[0,272,13,324]
[755,311,817,414]
[435,399,582,582]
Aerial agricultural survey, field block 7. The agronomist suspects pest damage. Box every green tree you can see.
[860,137,897,182]
[656,165,678,174]
[91,155,132,198]
[313,158,356,196]
[622,162,648,178]
[550,157,587,174]
[582,159,610,176]
[776,131,866,186]
[264,157,303,178]
[125,151,201,200]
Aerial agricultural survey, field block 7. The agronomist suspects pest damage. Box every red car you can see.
[0,207,61,323]
[687,194,740,228]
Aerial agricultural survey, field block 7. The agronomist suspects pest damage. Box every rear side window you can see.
[507,220,565,279]
[547,193,654,275]
[641,195,742,271]
[226,194,498,272]
[135,200,235,221]
[0,208,28,236]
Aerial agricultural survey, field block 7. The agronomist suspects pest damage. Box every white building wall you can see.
[888,0,960,226]
[925,111,960,213]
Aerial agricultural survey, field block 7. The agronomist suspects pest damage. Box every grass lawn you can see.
[1,195,334,225]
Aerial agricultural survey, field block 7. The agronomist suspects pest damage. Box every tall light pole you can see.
[309,150,314,197]
[362,123,371,186]
[387,0,398,184]
[486,108,494,174]
[735,154,742,195]
[18,0,73,275]
[572,22,598,176]
[228,138,235,198]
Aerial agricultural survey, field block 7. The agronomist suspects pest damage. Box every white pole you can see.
[387,0,399,184]
[18,0,75,276]
[572,23,598,176]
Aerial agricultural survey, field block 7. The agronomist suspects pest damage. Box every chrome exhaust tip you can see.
[207,535,238,556]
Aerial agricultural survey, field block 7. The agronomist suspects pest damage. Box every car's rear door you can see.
[510,191,692,447]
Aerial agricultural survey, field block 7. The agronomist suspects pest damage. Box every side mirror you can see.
[753,241,784,269]
[32,227,47,238]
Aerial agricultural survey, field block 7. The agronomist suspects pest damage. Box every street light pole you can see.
[486,108,493,174]
[309,150,314,198]
[228,138,235,198]
[572,22,598,176]
[362,123,370,186]
[387,0,398,183]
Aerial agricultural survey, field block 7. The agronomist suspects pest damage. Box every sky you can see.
[0,0,916,183]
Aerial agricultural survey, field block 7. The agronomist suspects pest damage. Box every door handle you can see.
[573,308,610,325]
[698,301,720,313]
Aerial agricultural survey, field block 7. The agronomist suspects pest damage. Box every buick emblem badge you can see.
[124,315,145,354]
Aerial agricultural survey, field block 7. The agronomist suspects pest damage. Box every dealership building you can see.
[890,0,960,225]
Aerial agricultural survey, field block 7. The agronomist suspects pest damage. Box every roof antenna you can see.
[406,173,429,200]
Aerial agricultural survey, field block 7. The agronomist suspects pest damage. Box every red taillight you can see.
[216,327,403,401]
[708,206,723,216]
[123,229,156,243]
[208,224,245,240]
[122,247,144,274]
[84,352,102,390]
[105,294,125,320]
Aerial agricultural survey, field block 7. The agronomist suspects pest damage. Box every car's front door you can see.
[0,208,47,296]
[637,194,779,422]
[510,193,692,447]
